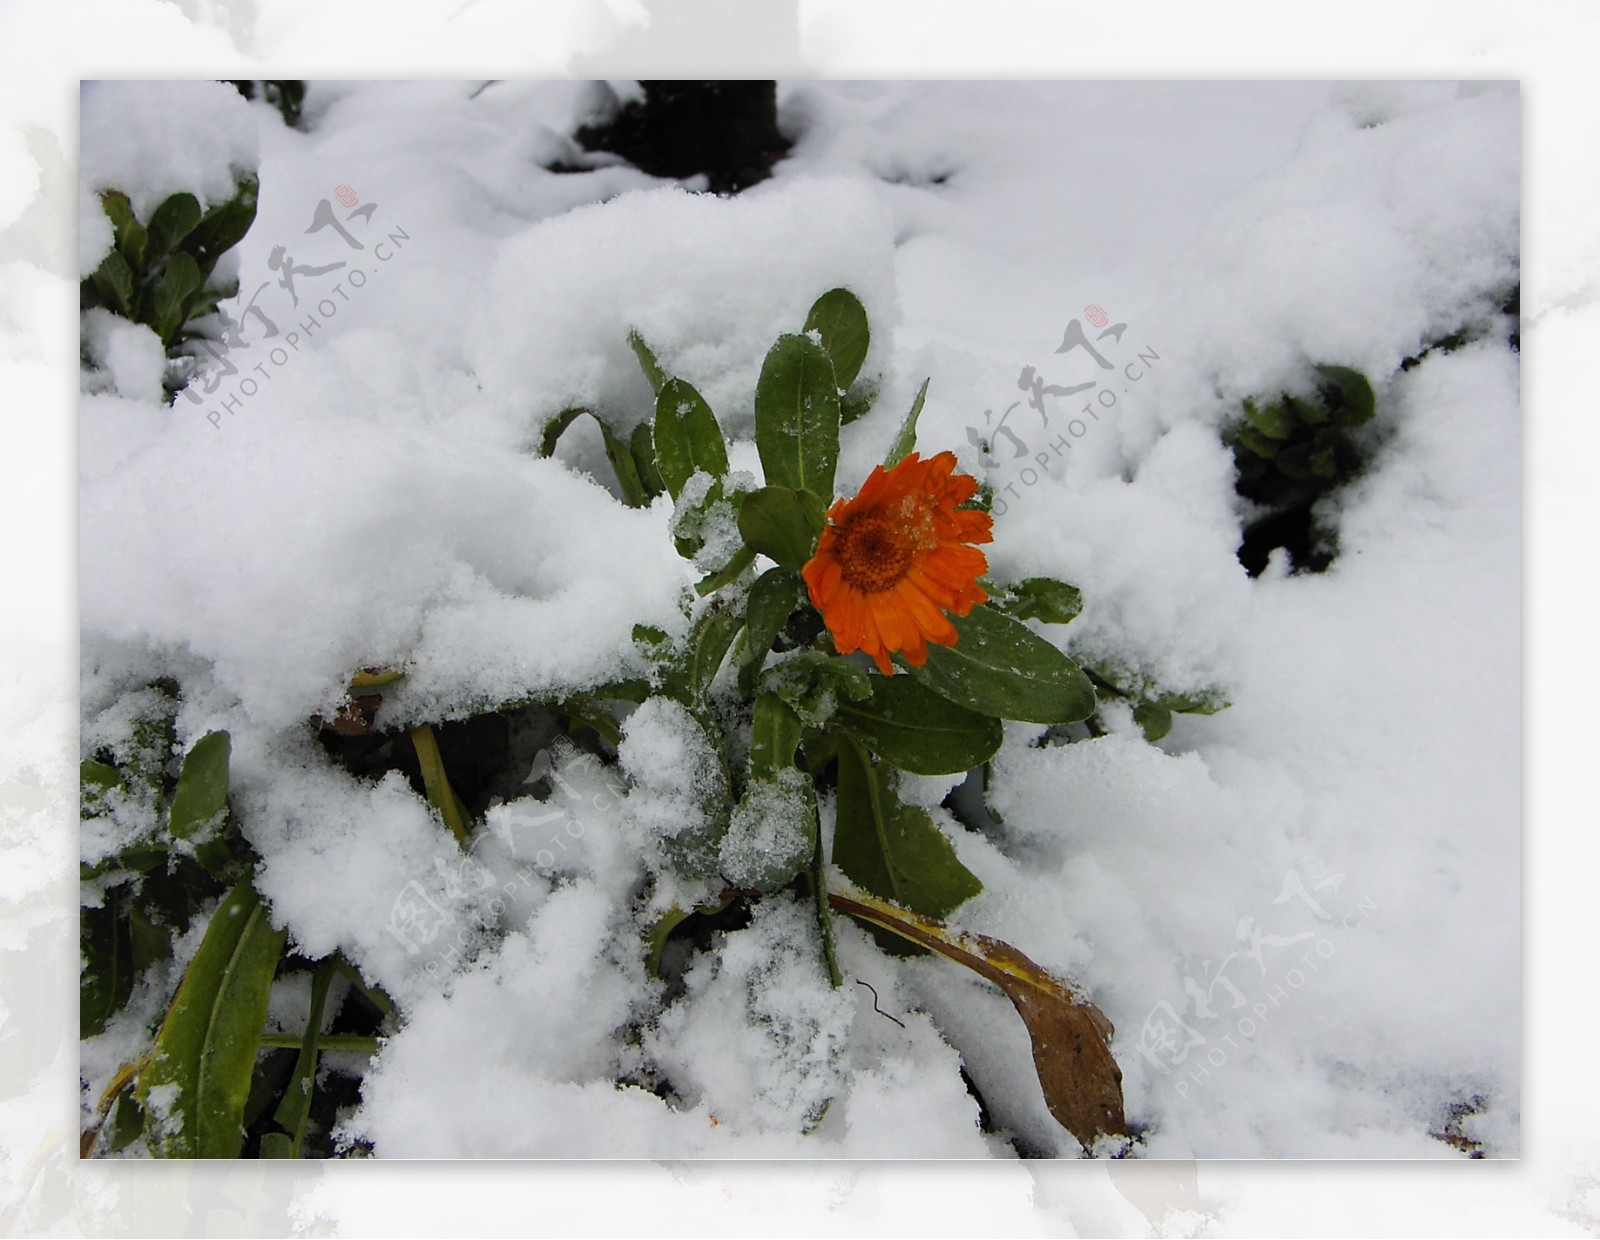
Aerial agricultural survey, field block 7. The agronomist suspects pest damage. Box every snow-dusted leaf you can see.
[885,377,929,467]
[833,672,1000,776]
[907,604,1096,725]
[828,888,1126,1149]
[136,881,285,1158]
[654,377,729,499]
[803,286,871,391]
[755,333,841,499]
[167,730,230,841]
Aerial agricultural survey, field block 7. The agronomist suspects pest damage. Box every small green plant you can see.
[1228,363,1379,576]
[85,290,1243,1158]
[79,174,259,389]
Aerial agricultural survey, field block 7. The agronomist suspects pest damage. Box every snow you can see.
[79,80,258,222]
[77,79,1519,1160]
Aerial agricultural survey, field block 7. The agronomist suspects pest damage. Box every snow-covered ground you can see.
[73,78,1520,1161]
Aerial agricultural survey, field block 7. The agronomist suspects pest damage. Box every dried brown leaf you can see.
[829,888,1126,1148]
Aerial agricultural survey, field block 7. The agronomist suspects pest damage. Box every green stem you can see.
[409,724,471,845]
[331,955,397,1021]
[811,831,843,989]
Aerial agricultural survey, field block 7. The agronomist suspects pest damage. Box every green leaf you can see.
[1315,364,1376,426]
[750,692,803,779]
[653,378,729,499]
[907,604,1096,725]
[136,880,286,1158]
[628,329,668,395]
[694,545,758,597]
[840,379,878,426]
[803,287,871,391]
[1132,700,1173,743]
[1243,396,1293,440]
[538,407,649,507]
[100,189,147,270]
[832,734,981,919]
[672,603,744,701]
[761,650,871,728]
[885,378,929,467]
[81,759,124,816]
[185,176,258,278]
[145,192,202,264]
[538,407,588,458]
[834,673,1001,776]
[598,418,649,508]
[81,886,135,1037]
[737,485,826,570]
[993,576,1083,625]
[91,250,135,317]
[1285,393,1328,427]
[1233,424,1281,460]
[630,421,664,498]
[167,731,231,841]
[262,958,334,1158]
[152,251,205,344]
[737,567,805,696]
[755,333,842,499]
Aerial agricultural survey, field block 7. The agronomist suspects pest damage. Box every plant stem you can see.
[408,724,471,845]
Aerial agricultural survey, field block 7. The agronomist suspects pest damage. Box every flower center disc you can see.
[836,498,938,593]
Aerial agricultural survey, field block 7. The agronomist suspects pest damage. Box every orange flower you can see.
[802,451,992,675]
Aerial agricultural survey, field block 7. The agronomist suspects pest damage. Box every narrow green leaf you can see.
[630,421,664,498]
[803,287,871,391]
[628,329,668,395]
[168,731,231,842]
[832,734,981,918]
[755,333,842,499]
[834,674,1001,776]
[1315,364,1377,426]
[538,407,588,458]
[152,251,205,344]
[907,604,1096,725]
[654,377,729,499]
[737,567,805,696]
[1233,424,1281,460]
[598,418,649,508]
[695,545,757,597]
[145,192,203,264]
[136,881,286,1158]
[885,377,929,467]
[81,887,135,1037]
[645,905,691,978]
[263,958,335,1158]
[737,485,826,570]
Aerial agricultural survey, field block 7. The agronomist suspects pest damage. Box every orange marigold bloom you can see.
[802,450,992,676]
